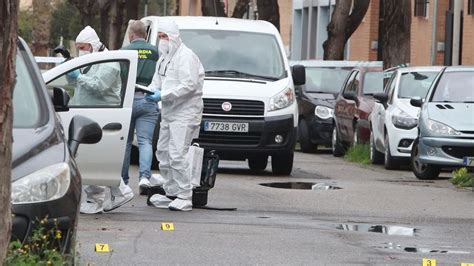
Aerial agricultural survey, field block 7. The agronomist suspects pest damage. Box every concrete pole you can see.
[431,0,438,65]
[452,0,463,65]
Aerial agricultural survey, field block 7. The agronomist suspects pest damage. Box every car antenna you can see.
[214,0,219,25]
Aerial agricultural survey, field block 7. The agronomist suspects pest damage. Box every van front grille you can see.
[197,131,261,145]
[203,98,264,116]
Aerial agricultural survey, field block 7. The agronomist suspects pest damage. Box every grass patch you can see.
[345,144,371,165]
[450,167,473,188]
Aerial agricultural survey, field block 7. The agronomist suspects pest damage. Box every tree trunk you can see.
[232,0,250,18]
[256,0,280,31]
[201,0,227,17]
[323,0,370,60]
[108,0,126,50]
[0,0,19,262]
[383,0,411,69]
[98,0,112,48]
[69,0,96,27]
[31,0,52,56]
[126,0,140,21]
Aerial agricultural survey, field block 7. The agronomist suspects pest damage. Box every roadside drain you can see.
[377,243,470,254]
[336,224,416,236]
[259,182,341,190]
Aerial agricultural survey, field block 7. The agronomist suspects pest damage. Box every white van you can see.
[124,16,305,175]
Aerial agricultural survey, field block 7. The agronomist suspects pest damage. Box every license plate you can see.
[463,157,474,167]
[204,121,249,132]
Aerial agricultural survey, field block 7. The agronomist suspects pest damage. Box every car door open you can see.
[43,50,138,187]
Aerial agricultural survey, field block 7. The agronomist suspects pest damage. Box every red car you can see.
[332,66,384,156]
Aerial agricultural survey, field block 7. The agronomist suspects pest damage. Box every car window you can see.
[46,60,130,108]
[398,71,438,99]
[362,71,384,95]
[13,52,42,128]
[180,30,285,80]
[387,73,398,104]
[306,67,352,93]
[431,71,474,103]
[345,71,360,93]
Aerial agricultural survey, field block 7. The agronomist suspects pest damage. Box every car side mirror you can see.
[68,115,102,157]
[52,87,70,112]
[374,93,388,104]
[292,65,306,86]
[410,97,423,107]
[343,91,359,105]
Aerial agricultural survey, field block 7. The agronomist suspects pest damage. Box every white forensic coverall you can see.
[148,20,204,211]
[73,26,134,214]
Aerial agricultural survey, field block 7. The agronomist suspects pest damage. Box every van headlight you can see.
[427,119,461,135]
[315,106,334,120]
[391,110,417,129]
[269,88,295,111]
[11,163,71,204]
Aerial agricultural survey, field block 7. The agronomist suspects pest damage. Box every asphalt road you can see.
[77,150,474,265]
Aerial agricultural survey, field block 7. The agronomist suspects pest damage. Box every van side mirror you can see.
[52,87,70,112]
[292,65,306,86]
[68,115,102,157]
[343,91,359,105]
[410,97,423,107]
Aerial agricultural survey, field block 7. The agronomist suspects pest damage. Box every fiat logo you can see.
[221,102,232,112]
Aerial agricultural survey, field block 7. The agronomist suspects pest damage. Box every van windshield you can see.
[180,30,286,81]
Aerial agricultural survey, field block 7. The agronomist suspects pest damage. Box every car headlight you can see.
[391,110,417,129]
[269,88,295,111]
[314,106,334,120]
[11,163,71,204]
[427,119,461,135]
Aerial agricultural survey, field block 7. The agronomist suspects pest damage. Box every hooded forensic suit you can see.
[73,26,134,214]
[148,20,204,211]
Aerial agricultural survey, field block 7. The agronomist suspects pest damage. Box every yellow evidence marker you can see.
[461,263,474,266]
[161,223,175,231]
[422,258,436,266]
[95,243,110,253]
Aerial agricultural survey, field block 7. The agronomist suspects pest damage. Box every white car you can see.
[369,66,442,169]
[42,50,138,187]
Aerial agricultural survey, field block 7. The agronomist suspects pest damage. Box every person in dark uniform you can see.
[121,20,160,194]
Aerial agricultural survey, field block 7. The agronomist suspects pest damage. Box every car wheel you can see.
[370,131,384,164]
[384,134,400,170]
[410,138,440,180]
[298,119,318,153]
[332,126,345,157]
[271,152,294,175]
[248,156,268,172]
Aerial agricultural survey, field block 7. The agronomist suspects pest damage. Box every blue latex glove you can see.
[66,69,80,79]
[145,90,161,102]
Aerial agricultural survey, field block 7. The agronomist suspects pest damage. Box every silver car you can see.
[410,66,474,179]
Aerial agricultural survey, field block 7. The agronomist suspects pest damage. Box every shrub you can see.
[450,167,473,188]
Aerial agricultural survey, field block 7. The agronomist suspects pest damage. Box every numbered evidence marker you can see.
[422,258,436,266]
[95,243,110,253]
[461,263,474,266]
[161,223,175,231]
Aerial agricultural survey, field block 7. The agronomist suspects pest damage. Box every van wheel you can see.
[298,119,317,153]
[370,131,384,164]
[411,138,440,179]
[248,156,268,172]
[272,152,294,175]
[384,134,400,170]
[332,126,345,157]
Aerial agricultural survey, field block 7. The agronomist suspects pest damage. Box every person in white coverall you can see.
[146,20,204,211]
[69,26,134,214]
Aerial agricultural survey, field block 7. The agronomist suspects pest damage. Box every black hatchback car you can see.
[11,38,101,253]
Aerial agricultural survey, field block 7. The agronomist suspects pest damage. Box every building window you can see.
[414,0,428,17]
[469,0,474,15]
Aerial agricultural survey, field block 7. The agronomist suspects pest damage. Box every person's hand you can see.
[66,69,80,79]
[145,90,161,102]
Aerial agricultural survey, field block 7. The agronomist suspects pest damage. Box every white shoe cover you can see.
[169,198,192,211]
[104,181,134,212]
[139,178,151,188]
[80,201,104,214]
[149,194,173,209]
[149,173,166,186]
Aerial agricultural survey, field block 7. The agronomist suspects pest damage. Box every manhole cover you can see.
[259,182,341,190]
[337,224,416,236]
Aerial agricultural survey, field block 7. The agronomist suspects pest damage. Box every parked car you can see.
[290,60,381,153]
[410,66,474,179]
[370,66,442,169]
[12,38,102,253]
[332,65,384,156]
[123,16,306,175]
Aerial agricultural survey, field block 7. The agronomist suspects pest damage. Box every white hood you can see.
[203,77,291,100]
